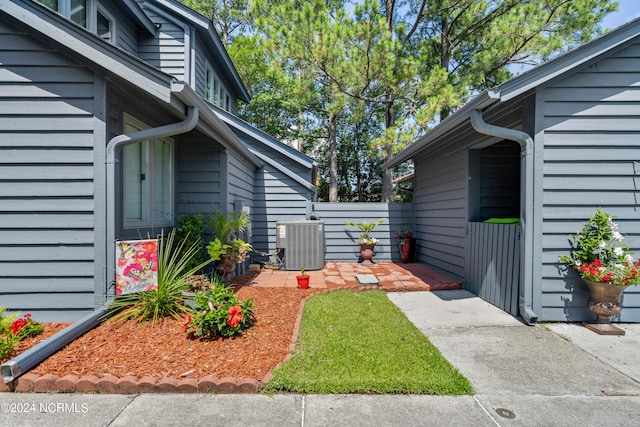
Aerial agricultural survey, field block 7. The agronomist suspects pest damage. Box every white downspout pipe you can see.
[105,106,199,291]
[470,109,538,325]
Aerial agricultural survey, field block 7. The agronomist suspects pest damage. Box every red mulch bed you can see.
[1,276,317,383]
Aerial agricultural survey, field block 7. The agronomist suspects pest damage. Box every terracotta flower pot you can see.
[398,238,416,263]
[297,275,310,289]
[359,243,376,265]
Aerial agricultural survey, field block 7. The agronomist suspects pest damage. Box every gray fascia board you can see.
[144,0,251,102]
[171,82,262,168]
[499,17,640,102]
[121,0,157,35]
[4,0,173,103]
[212,105,317,170]
[383,89,500,169]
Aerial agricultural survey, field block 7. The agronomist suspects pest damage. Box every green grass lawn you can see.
[264,290,473,395]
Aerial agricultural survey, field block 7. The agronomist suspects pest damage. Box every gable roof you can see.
[2,0,260,167]
[212,105,319,197]
[384,16,640,169]
[141,0,251,103]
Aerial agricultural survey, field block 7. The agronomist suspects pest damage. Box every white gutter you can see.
[470,109,538,325]
[105,106,199,288]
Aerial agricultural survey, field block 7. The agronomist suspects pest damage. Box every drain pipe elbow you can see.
[470,109,538,325]
[105,107,199,293]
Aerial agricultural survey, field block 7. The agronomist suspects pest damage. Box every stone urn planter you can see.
[359,242,377,265]
[582,279,629,336]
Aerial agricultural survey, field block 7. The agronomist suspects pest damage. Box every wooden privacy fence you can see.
[307,202,413,262]
[465,222,521,316]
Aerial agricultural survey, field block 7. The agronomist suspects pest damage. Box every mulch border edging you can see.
[1,282,460,394]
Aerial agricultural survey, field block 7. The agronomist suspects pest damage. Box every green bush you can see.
[184,279,254,339]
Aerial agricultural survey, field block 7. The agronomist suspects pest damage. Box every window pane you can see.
[70,0,87,27]
[124,142,148,223]
[152,140,172,222]
[213,79,220,105]
[205,68,212,101]
[39,0,59,11]
[97,10,112,41]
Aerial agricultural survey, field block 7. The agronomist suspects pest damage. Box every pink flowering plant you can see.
[559,209,640,287]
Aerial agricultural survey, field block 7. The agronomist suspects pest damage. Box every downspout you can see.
[105,106,199,289]
[1,106,200,385]
[470,109,539,325]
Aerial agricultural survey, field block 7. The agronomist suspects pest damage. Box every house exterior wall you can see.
[0,19,103,321]
[137,4,187,81]
[252,166,312,253]
[536,41,640,322]
[226,149,255,216]
[176,136,224,216]
[411,97,529,281]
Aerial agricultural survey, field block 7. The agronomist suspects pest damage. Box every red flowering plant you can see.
[1,309,44,360]
[559,209,640,287]
[396,230,413,239]
[183,279,254,339]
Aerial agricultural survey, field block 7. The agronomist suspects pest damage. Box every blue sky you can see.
[602,0,640,29]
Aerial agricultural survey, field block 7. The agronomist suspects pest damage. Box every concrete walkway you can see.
[2,284,640,426]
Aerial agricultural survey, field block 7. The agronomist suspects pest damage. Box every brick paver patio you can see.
[243,261,461,292]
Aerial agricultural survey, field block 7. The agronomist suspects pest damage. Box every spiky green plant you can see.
[208,210,251,243]
[108,229,213,324]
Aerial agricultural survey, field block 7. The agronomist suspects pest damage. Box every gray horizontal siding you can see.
[310,202,413,262]
[413,147,468,280]
[0,19,98,321]
[252,166,312,253]
[137,8,186,81]
[227,149,255,212]
[538,41,640,321]
[176,136,223,215]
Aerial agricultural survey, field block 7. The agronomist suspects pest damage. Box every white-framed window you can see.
[205,64,232,111]
[123,116,174,228]
[95,5,115,42]
[39,0,116,42]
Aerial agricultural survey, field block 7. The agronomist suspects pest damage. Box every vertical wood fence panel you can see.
[465,222,521,316]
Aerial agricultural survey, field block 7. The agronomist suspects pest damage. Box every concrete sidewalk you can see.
[2,290,640,426]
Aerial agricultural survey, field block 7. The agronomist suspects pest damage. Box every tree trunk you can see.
[328,112,338,202]
[380,98,395,202]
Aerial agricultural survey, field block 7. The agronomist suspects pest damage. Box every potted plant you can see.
[346,219,385,265]
[206,211,253,278]
[296,267,310,289]
[559,208,640,335]
[396,230,416,263]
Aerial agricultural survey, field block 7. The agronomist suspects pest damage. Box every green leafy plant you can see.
[109,228,214,324]
[559,209,640,286]
[299,267,306,277]
[176,214,205,272]
[183,280,255,339]
[208,211,251,243]
[346,219,385,244]
[0,310,44,360]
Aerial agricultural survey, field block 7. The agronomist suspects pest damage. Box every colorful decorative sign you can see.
[115,239,158,295]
